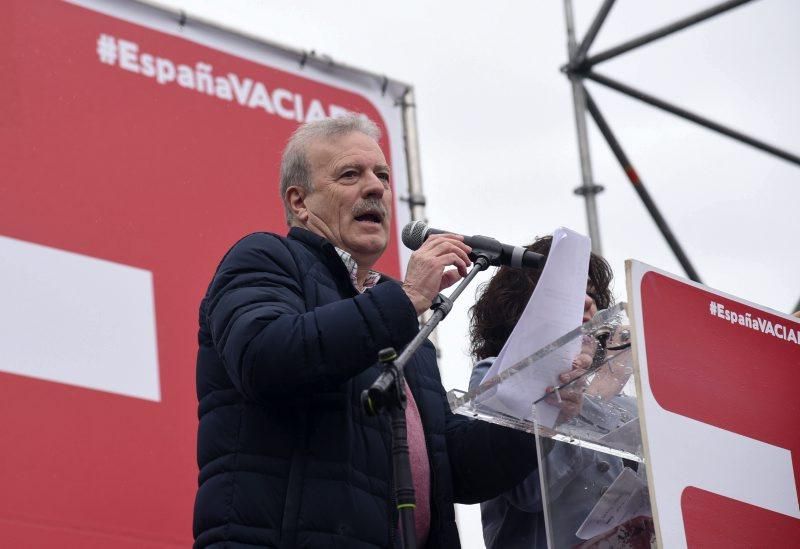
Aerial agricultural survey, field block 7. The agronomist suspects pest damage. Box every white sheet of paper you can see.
[474,227,590,427]
[575,466,652,540]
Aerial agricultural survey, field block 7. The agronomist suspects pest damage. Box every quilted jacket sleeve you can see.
[202,233,419,400]
[442,359,539,503]
[444,410,538,504]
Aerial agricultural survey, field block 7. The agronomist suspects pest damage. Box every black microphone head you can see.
[401,220,429,250]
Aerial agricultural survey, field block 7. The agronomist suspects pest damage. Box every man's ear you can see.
[285,186,309,225]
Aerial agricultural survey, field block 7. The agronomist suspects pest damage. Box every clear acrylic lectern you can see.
[448,303,656,548]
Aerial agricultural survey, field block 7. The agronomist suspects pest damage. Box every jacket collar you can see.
[287,227,396,289]
[286,227,361,296]
[287,226,337,255]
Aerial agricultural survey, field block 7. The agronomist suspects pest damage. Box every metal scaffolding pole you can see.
[583,71,800,167]
[564,0,603,254]
[583,87,701,282]
[572,0,616,65]
[400,88,428,223]
[561,0,799,309]
[582,0,757,68]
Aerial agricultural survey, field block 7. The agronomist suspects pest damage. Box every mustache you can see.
[352,198,388,218]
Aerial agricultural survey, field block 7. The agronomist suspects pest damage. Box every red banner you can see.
[0,1,404,545]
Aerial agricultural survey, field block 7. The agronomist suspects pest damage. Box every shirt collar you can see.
[334,247,381,293]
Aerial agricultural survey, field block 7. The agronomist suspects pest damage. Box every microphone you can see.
[401,221,544,269]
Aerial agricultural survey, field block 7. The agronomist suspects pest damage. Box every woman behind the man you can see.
[468,235,634,549]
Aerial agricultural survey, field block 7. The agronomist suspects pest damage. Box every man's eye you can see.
[340,171,358,180]
[377,173,390,183]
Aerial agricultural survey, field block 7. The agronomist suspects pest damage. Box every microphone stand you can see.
[361,253,495,549]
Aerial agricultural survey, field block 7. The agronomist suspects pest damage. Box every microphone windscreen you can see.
[401,221,428,250]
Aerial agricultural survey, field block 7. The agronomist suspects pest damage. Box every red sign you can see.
[1,1,403,545]
[630,263,800,547]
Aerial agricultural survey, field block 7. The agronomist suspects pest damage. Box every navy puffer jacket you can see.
[193,228,537,548]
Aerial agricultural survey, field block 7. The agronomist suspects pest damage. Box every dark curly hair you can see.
[468,235,614,361]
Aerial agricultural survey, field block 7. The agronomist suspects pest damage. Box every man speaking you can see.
[193,114,536,548]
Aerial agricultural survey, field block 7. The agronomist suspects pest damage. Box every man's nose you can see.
[361,172,386,198]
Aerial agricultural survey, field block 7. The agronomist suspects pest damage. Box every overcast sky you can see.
[154,0,800,545]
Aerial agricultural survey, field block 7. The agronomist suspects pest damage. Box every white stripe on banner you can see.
[0,235,160,401]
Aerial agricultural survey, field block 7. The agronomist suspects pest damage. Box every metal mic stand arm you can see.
[360,254,492,549]
[362,255,491,414]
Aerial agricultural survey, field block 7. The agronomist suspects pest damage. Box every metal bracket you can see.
[400,193,427,207]
[430,293,453,317]
[573,183,605,196]
[561,60,589,75]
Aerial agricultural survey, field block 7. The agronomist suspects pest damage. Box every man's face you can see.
[293,131,392,268]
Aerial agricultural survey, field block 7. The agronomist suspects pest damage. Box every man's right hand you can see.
[402,233,472,316]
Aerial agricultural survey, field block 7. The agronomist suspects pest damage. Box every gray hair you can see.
[279,113,382,225]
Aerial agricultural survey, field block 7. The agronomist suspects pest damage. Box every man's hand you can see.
[402,234,472,316]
